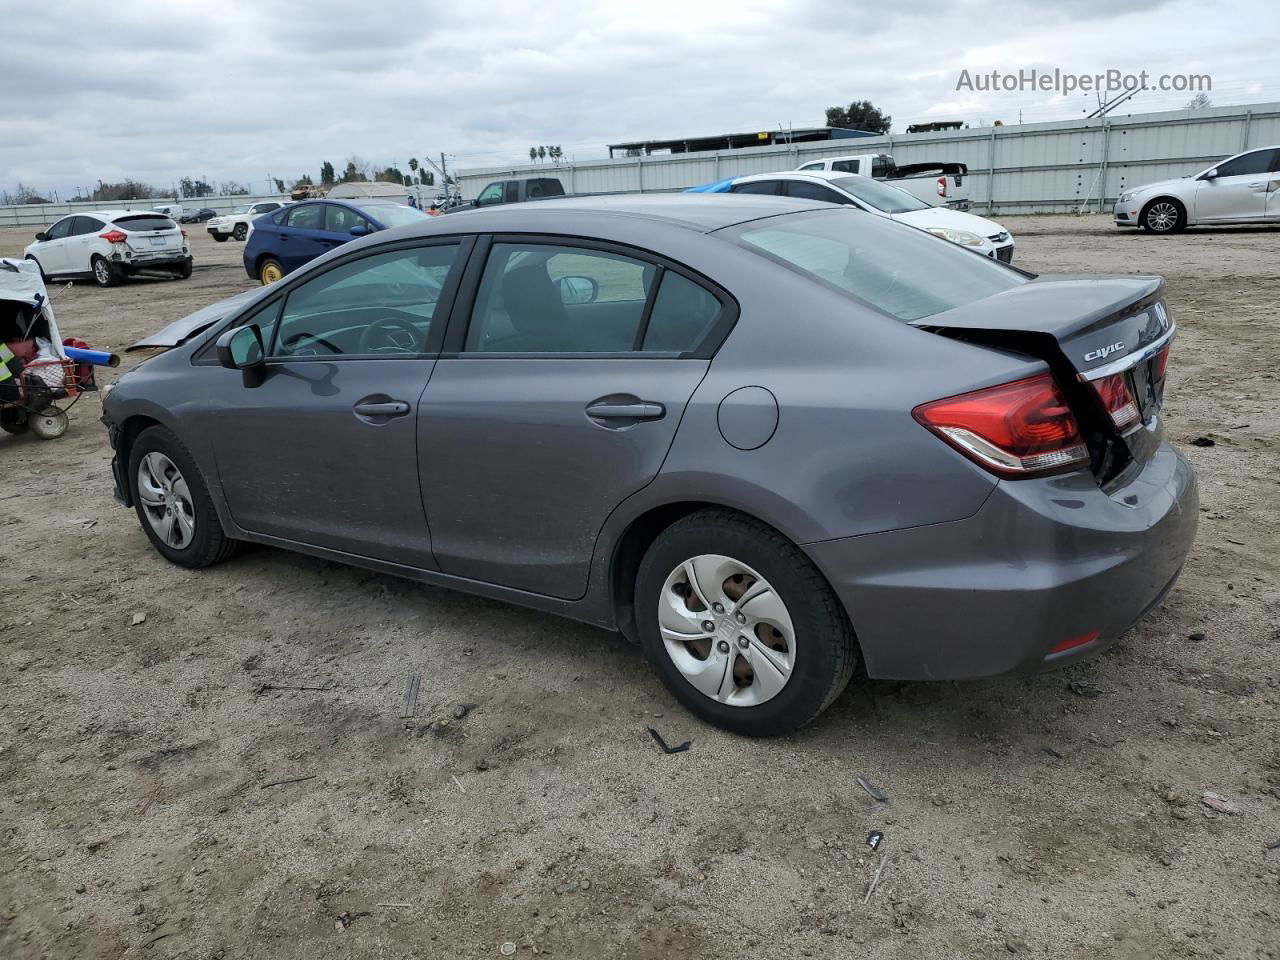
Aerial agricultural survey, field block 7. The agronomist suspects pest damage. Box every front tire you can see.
[1141,198,1186,234]
[91,255,120,288]
[635,510,856,737]
[232,223,248,241]
[128,426,240,568]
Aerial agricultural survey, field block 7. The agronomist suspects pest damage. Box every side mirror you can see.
[35,232,48,242]
[557,275,599,305]
[349,225,370,237]
[215,323,267,387]
[1202,168,1219,180]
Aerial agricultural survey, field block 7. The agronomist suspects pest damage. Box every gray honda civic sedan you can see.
[103,195,1197,736]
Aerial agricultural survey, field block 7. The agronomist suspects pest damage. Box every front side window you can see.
[476,183,504,205]
[1214,149,1276,178]
[785,180,853,204]
[45,218,75,240]
[270,244,459,358]
[256,203,280,213]
[728,209,1025,322]
[465,243,657,353]
[326,205,372,235]
[286,205,324,229]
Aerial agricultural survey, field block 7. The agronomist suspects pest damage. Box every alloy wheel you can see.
[137,451,196,549]
[657,554,796,707]
[1146,202,1179,232]
[93,259,111,285]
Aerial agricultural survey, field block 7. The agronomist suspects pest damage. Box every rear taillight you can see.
[98,229,128,244]
[913,373,1089,477]
[180,228,188,238]
[936,175,947,198]
[1092,373,1141,430]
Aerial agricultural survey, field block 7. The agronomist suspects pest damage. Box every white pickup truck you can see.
[796,154,970,210]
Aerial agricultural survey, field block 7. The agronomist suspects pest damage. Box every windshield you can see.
[232,205,252,215]
[359,203,431,228]
[831,176,930,214]
[728,209,1025,322]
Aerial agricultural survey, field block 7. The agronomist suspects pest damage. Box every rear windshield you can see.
[114,215,177,232]
[830,176,929,213]
[727,208,1025,322]
[357,203,430,228]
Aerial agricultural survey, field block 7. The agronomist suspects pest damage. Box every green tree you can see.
[538,145,547,162]
[529,147,538,163]
[408,158,419,178]
[273,178,286,193]
[320,161,336,185]
[825,99,892,134]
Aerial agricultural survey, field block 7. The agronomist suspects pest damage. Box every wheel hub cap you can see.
[137,452,196,549]
[658,554,796,708]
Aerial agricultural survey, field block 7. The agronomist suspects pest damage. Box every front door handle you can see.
[585,401,666,421]
[354,400,410,418]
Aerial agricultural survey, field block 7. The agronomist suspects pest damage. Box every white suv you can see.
[23,211,192,287]
[207,201,286,242]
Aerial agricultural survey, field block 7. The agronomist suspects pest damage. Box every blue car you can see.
[242,199,430,285]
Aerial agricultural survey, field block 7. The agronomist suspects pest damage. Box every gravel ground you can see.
[1,216,1278,960]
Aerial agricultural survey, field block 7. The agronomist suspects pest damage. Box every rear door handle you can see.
[585,401,665,421]
[354,400,410,418]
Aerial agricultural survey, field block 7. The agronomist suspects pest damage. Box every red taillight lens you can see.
[913,374,1089,477]
[936,175,947,197]
[98,229,128,244]
[180,228,188,238]
[1151,345,1170,381]
[1092,372,1141,430]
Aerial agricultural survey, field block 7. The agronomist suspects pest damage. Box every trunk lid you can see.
[915,275,1175,480]
[114,214,183,255]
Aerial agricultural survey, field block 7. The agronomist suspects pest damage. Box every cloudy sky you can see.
[3,0,1277,199]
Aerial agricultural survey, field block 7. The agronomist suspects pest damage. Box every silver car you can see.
[103,195,1197,736]
[1115,145,1280,232]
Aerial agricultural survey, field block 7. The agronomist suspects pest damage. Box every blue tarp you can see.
[684,177,737,193]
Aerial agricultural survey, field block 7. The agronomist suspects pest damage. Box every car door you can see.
[277,203,331,271]
[33,216,76,273]
[64,216,106,273]
[210,238,468,565]
[418,237,731,599]
[1193,148,1277,221]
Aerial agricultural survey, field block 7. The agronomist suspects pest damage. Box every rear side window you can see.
[115,215,176,231]
[286,205,324,229]
[465,243,657,353]
[830,160,858,173]
[73,216,105,236]
[641,273,722,352]
[798,162,825,171]
[728,209,1025,322]
[785,181,853,204]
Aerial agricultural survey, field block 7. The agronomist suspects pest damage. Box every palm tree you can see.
[538,146,547,162]
[408,158,419,179]
[529,147,538,163]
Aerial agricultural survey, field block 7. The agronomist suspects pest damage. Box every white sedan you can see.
[24,210,192,287]
[1114,145,1280,232]
[206,200,287,242]
[727,171,1015,262]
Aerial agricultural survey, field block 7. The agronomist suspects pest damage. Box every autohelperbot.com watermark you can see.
[956,68,1212,98]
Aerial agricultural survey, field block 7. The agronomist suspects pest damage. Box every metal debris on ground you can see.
[867,830,884,850]
[1189,436,1216,447]
[1265,838,1280,850]
[259,774,316,789]
[451,774,466,793]
[1069,679,1103,697]
[130,611,146,626]
[863,852,890,904]
[376,902,412,908]
[257,682,331,694]
[500,943,517,956]
[1042,746,1065,759]
[452,703,470,719]
[402,674,421,718]
[647,727,691,754]
[856,776,888,802]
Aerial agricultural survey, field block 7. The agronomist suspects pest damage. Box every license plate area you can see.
[149,236,168,247]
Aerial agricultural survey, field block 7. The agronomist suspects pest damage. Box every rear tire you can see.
[635,510,857,737]
[172,258,193,280]
[232,223,248,241]
[1140,198,1186,234]
[91,255,120,288]
[128,425,240,568]
[258,258,284,285]
[212,234,229,243]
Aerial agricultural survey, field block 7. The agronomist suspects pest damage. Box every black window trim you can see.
[190,234,477,365]
[438,232,739,360]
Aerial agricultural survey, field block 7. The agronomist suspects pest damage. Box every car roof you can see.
[737,170,859,184]
[430,193,834,234]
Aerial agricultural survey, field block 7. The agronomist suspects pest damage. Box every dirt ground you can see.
[1,216,1278,960]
